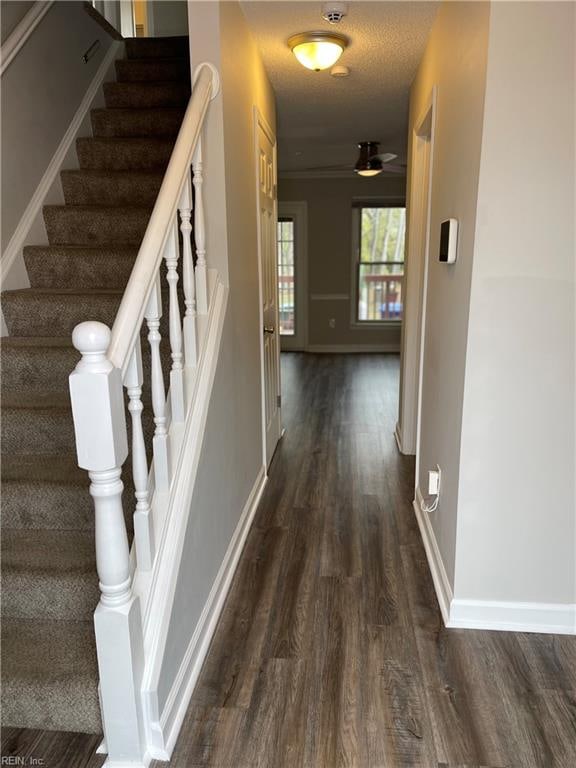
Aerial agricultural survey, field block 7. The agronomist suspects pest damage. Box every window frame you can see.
[277,217,296,338]
[350,201,407,327]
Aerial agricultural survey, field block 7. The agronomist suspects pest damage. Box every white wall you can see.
[408,1,491,589]
[455,1,575,606]
[1,1,114,253]
[157,0,275,711]
[279,174,406,351]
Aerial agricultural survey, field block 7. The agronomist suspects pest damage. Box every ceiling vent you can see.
[322,2,348,24]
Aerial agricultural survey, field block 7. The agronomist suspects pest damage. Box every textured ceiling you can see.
[241,1,438,173]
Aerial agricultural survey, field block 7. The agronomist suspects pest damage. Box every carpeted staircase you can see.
[1,36,190,734]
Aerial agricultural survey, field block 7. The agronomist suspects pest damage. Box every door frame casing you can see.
[397,87,437,468]
[278,200,308,352]
[253,106,281,470]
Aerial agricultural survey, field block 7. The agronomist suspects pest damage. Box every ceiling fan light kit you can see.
[355,141,384,177]
[288,31,348,71]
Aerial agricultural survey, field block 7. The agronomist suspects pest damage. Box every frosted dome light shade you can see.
[356,169,382,177]
[288,32,348,72]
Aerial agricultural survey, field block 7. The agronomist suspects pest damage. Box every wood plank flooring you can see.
[2,353,575,767]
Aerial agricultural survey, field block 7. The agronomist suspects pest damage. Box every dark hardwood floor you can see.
[3,353,575,767]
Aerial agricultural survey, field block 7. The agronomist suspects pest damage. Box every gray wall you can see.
[279,174,406,350]
[456,0,575,605]
[1,1,113,252]
[158,0,275,712]
[1,0,35,44]
[408,1,491,589]
[150,0,188,37]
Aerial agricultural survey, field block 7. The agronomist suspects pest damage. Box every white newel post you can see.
[192,139,208,315]
[179,175,197,368]
[145,276,170,491]
[69,321,147,766]
[164,220,185,422]
[125,338,155,571]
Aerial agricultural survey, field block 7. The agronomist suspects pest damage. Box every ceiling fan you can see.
[301,141,406,176]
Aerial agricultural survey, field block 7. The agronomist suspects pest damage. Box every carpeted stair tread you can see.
[77,136,174,171]
[61,169,164,206]
[115,57,190,83]
[104,81,190,109]
[1,454,135,533]
[23,243,140,288]
[1,529,99,620]
[1,618,101,733]
[1,390,74,455]
[91,107,185,138]
[125,36,190,60]
[43,204,152,245]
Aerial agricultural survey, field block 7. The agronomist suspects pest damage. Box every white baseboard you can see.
[412,488,453,624]
[413,488,576,635]
[450,599,576,635]
[154,466,268,760]
[1,39,122,283]
[306,344,400,354]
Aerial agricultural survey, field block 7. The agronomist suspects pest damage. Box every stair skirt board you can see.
[413,488,576,635]
[147,466,267,761]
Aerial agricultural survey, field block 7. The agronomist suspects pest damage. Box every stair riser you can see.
[1,679,101,734]
[43,207,151,245]
[77,138,173,171]
[104,82,190,109]
[1,339,171,394]
[62,170,163,206]
[115,57,190,83]
[1,290,178,336]
[1,571,99,621]
[125,37,190,60]
[23,250,138,289]
[91,108,185,138]
[2,401,156,455]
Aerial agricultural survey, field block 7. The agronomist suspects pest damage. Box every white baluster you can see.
[192,138,208,315]
[145,277,170,491]
[164,220,185,421]
[179,175,197,368]
[125,339,154,570]
[69,321,146,764]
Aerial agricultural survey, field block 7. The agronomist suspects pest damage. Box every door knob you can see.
[264,326,275,334]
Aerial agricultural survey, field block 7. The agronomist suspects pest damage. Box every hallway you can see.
[158,353,576,768]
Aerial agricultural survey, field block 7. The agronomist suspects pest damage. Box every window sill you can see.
[350,320,402,329]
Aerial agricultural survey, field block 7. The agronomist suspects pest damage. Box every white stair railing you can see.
[68,62,219,766]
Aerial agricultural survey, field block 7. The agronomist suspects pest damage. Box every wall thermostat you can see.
[439,219,458,263]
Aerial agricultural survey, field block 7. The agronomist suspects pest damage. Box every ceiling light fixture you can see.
[355,141,383,177]
[288,31,348,72]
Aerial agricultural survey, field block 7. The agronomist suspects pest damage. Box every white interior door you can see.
[256,113,281,467]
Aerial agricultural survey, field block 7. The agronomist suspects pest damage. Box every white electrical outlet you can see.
[428,467,441,496]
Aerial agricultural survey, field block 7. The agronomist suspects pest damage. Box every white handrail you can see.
[108,62,219,376]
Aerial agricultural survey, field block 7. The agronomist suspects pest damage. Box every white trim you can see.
[279,169,406,181]
[449,599,576,635]
[150,466,268,760]
[310,293,349,301]
[394,422,405,454]
[413,487,576,635]
[0,40,122,281]
[254,106,281,469]
[413,487,453,625]
[0,1,54,76]
[278,201,308,352]
[306,344,399,354]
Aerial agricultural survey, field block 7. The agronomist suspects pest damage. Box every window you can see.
[277,219,295,335]
[355,206,406,322]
